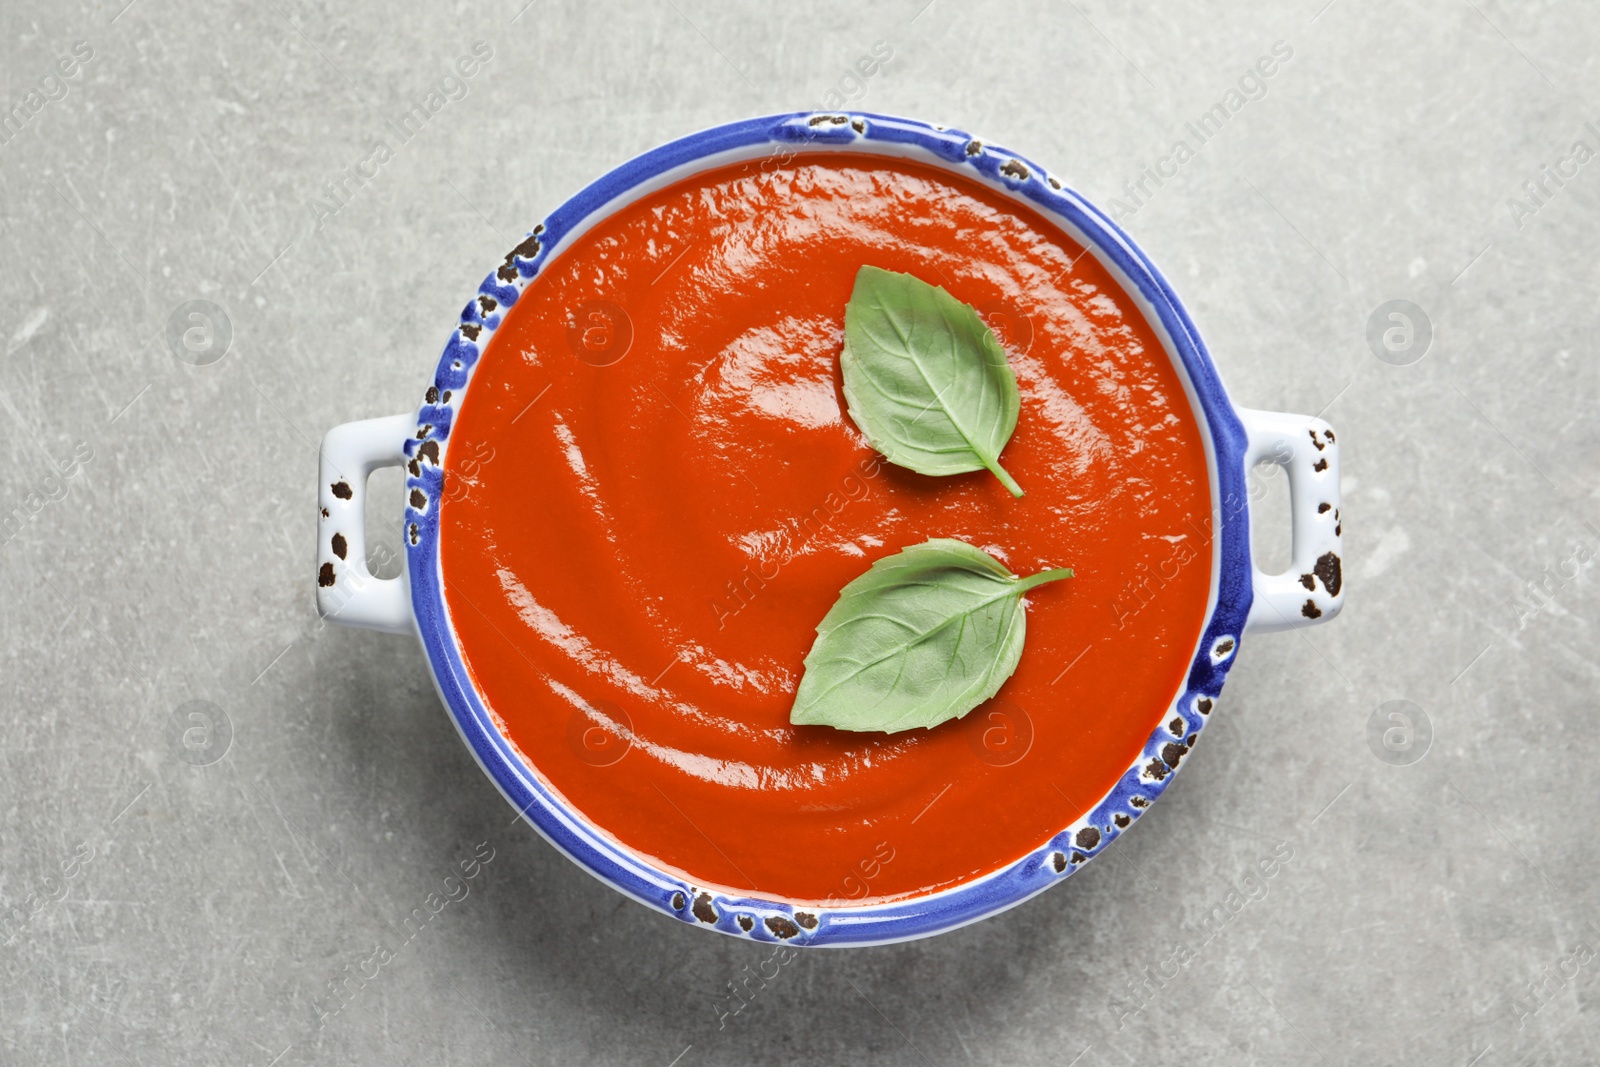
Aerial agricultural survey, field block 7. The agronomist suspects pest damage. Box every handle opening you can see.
[362,464,408,580]
[1247,457,1294,577]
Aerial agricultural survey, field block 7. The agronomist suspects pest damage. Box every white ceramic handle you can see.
[316,413,415,635]
[1239,407,1344,633]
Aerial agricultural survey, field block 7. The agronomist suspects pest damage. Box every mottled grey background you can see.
[2,0,1597,1063]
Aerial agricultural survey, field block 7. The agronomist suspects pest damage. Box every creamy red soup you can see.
[439,153,1212,905]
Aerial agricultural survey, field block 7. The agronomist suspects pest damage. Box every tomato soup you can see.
[438,154,1213,905]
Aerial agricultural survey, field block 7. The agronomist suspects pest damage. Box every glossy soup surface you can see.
[439,153,1213,905]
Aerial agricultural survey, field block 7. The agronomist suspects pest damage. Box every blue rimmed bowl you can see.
[314,112,1345,947]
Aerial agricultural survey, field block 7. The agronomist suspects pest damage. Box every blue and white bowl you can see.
[315,113,1345,947]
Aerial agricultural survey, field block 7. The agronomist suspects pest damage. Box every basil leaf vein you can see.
[840,266,1025,497]
[789,538,1072,733]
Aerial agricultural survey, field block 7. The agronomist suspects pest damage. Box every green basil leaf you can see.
[841,265,1025,497]
[789,538,1071,733]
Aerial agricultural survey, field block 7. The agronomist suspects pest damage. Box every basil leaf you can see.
[841,266,1025,497]
[789,539,1071,734]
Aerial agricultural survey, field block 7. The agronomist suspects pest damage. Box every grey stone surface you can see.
[2,0,1598,1063]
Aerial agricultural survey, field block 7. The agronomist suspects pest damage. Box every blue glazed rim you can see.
[398,112,1253,947]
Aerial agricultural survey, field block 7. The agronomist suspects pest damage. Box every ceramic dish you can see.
[315,112,1344,947]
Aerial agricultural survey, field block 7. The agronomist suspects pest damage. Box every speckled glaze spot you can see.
[765,915,801,939]
[1314,552,1342,596]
